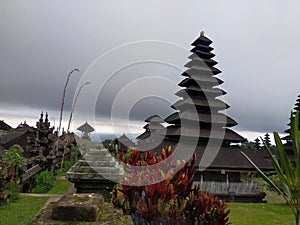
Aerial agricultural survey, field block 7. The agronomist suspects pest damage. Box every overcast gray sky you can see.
[1,0,300,141]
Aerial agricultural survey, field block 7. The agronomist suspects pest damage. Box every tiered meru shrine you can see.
[138,32,273,201]
[283,94,300,159]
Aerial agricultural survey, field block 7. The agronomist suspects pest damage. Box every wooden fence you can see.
[193,181,264,194]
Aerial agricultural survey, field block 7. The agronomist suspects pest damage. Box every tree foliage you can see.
[3,145,26,176]
[31,171,55,193]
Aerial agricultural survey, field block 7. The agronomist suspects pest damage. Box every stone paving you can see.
[26,176,133,225]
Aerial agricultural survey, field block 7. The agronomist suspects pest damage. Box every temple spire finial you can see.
[200,31,205,37]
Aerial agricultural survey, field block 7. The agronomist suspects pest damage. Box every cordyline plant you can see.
[112,147,230,225]
[242,111,300,225]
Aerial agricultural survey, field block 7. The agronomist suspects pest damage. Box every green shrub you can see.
[62,160,76,172]
[266,175,282,193]
[31,171,55,193]
[5,181,19,201]
[113,147,230,225]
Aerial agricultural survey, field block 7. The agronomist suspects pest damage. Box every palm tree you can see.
[242,111,300,225]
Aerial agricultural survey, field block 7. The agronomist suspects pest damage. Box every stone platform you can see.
[28,194,133,225]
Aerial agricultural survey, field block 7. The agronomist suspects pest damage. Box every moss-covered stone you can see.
[28,196,133,225]
[52,193,103,222]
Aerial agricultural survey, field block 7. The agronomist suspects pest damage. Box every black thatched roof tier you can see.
[188,54,218,67]
[165,111,238,127]
[0,130,27,145]
[193,50,215,59]
[143,123,165,130]
[182,66,222,75]
[171,98,229,111]
[77,122,95,132]
[194,145,273,171]
[165,125,245,142]
[175,87,226,97]
[191,34,213,46]
[189,75,223,85]
[0,128,34,151]
[0,120,12,131]
[15,123,31,132]
[191,45,214,53]
[179,77,223,88]
[156,141,272,171]
[136,131,151,141]
[144,114,164,123]
[175,89,221,100]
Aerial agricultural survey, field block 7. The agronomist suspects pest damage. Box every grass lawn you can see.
[47,179,73,194]
[0,196,49,225]
[229,178,295,225]
[56,171,66,176]
[229,203,294,225]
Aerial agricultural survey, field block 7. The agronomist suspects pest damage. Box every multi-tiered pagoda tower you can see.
[138,32,272,183]
[283,94,300,160]
[163,32,248,181]
[165,32,244,144]
[283,94,300,143]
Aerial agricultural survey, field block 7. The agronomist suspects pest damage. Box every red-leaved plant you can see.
[112,147,230,225]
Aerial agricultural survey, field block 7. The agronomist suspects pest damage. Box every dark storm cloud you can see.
[1,0,300,135]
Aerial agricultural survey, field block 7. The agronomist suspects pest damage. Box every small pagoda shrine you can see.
[264,133,271,147]
[117,133,136,152]
[77,122,94,140]
[137,114,166,151]
[254,138,261,150]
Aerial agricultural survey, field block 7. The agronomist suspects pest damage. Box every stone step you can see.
[67,172,124,181]
[66,172,105,180]
[76,160,117,167]
[70,166,121,174]
[87,148,109,156]
[83,155,113,162]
